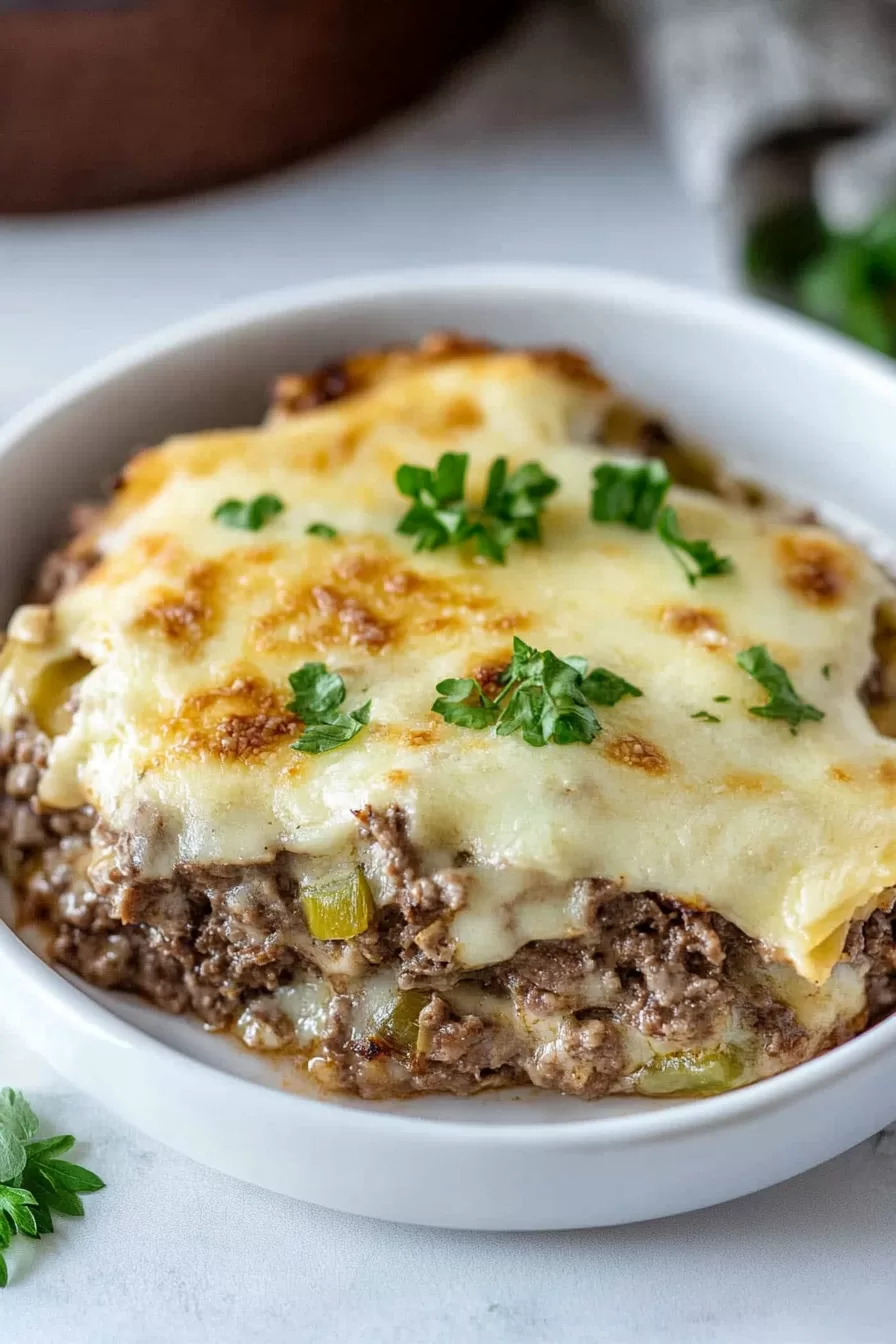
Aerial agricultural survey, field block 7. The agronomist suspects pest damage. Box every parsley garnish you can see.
[306,522,338,539]
[713,695,731,703]
[213,494,284,531]
[286,663,371,754]
[736,645,825,735]
[0,1088,103,1288]
[691,710,721,723]
[821,663,832,680]
[590,459,670,530]
[590,460,734,586]
[395,453,558,563]
[432,637,642,747]
[656,506,735,587]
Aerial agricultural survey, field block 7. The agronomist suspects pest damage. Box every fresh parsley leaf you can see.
[0,1089,103,1287]
[396,453,471,552]
[0,1090,38,1143]
[736,645,825,734]
[821,663,832,680]
[286,663,371,755]
[432,637,642,747]
[0,1091,36,1186]
[590,459,670,530]
[474,459,559,561]
[432,678,500,731]
[579,667,643,707]
[305,522,338,539]
[713,695,731,703]
[589,461,733,588]
[691,710,721,723]
[656,506,735,587]
[286,662,346,720]
[0,1133,25,1187]
[292,705,371,755]
[395,452,558,563]
[213,493,284,531]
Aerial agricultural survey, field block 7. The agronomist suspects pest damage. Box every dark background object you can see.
[0,0,522,214]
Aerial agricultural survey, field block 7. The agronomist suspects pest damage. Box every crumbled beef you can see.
[417,994,517,1073]
[847,905,896,1021]
[4,733,895,1099]
[354,804,469,981]
[497,894,732,1046]
[526,1015,624,1098]
[29,501,104,602]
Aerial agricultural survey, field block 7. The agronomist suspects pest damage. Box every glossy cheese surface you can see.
[3,348,896,982]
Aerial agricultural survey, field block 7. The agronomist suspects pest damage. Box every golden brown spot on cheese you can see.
[385,769,410,787]
[775,533,854,607]
[111,444,172,511]
[724,771,777,793]
[252,544,505,658]
[381,569,417,596]
[468,658,510,702]
[481,611,529,634]
[660,605,728,649]
[134,562,219,652]
[200,712,297,760]
[405,728,436,748]
[269,333,497,419]
[878,760,896,789]
[417,331,496,361]
[160,676,297,763]
[440,397,483,432]
[532,347,609,394]
[604,733,669,775]
[333,551,380,584]
[829,766,853,783]
[86,532,185,589]
[310,586,391,650]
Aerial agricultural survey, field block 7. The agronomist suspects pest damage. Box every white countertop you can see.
[1,6,894,1341]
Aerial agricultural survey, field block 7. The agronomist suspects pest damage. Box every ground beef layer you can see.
[3,713,894,1101]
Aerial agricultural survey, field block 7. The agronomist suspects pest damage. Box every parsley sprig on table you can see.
[590,459,734,587]
[736,645,825,735]
[286,663,371,754]
[432,636,642,747]
[213,493,284,531]
[0,1088,103,1288]
[395,452,559,563]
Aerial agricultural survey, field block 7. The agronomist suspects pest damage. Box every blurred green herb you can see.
[746,201,896,356]
[213,494,284,531]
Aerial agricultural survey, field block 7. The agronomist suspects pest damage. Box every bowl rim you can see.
[4,260,896,1151]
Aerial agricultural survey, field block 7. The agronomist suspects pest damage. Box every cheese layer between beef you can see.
[3,351,896,982]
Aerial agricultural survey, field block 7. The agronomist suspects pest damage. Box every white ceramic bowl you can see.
[3,265,896,1231]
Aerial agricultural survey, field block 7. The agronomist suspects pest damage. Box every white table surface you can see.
[1,6,894,1341]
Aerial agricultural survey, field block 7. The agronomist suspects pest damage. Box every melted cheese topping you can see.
[4,349,896,983]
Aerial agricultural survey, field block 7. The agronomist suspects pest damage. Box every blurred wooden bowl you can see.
[0,0,522,213]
